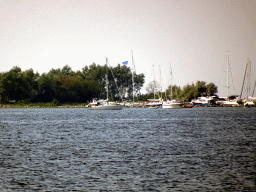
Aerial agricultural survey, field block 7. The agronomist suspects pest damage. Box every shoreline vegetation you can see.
[0,65,219,106]
[0,101,254,108]
[0,101,88,108]
[0,105,252,108]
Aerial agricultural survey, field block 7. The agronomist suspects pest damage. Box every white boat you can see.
[149,105,160,109]
[247,96,256,106]
[244,98,255,107]
[216,95,240,106]
[217,100,239,106]
[162,64,182,109]
[145,65,163,109]
[146,99,162,108]
[88,58,124,110]
[88,99,124,110]
[216,51,240,107]
[162,99,182,108]
[191,96,215,107]
[240,59,255,107]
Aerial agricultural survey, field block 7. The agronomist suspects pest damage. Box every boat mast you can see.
[170,64,173,99]
[159,65,162,99]
[153,64,155,100]
[252,80,256,97]
[240,59,248,99]
[106,58,109,101]
[227,51,230,97]
[247,58,251,98]
[131,50,135,102]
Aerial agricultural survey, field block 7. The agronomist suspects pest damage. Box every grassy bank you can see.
[0,101,88,108]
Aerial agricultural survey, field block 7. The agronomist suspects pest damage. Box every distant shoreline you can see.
[0,103,87,108]
[0,104,253,108]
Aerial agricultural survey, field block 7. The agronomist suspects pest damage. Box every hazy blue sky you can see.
[1,0,256,97]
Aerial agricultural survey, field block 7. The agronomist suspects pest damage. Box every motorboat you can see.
[191,96,215,107]
[215,95,240,107]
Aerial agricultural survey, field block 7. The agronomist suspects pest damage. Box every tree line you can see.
[0,63,218,104]
[0,64,145,103]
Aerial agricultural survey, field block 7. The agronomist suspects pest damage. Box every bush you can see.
[51,98,60,106]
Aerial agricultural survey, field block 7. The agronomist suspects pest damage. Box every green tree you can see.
[110,64,129,99]
[206,82,218,96]
[0,63,145,103]
[179,81,218,101]
[61,65,75,76]
[22,69,39,102]
[48,68,61,76]
[37,73,55,102]
[165,85,182,99]
[180,83,196,102]
[80,63,145,101]
[0,67,25,101]
[82,63,106,96]
[133,73,145,96]
[0,72,5,102]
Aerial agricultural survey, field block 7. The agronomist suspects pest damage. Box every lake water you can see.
[0,107,255,191]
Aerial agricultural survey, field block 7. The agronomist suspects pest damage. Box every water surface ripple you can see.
[0,107,255,191]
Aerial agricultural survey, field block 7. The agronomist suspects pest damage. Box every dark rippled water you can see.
[0,107,255,191]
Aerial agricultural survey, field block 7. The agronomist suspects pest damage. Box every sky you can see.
[1,0,256,97]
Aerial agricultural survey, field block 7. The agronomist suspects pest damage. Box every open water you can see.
[0,107,255,191]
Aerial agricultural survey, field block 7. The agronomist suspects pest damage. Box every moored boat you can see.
[88,58,124,110]
[88,99,124,110]
[162,63,182,109]
[146,99,162,109]
[191,96,215,107]
[215,95,240,107]
[162,99,182,109]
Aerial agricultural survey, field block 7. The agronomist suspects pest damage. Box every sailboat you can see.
[162,64,182,109]
[146,65,162,109]
[216,51,240,106]
[240,58,255,106]
[88,58,124,110]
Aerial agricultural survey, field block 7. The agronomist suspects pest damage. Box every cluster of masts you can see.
[240,58,255,99]
[89,50,255,110]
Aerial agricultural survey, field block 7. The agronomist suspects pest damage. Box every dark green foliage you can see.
[51,98,60,106]
[178,81,218,101]
[1,64,217,104]
[37,73,55,102]
[0,63,145,103]
[0,67,27,101]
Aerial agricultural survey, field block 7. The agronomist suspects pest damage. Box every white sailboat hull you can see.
[87,58,124,110]
[162,103,182,109]
[149,106,160,109]
[88,104,124,110]
[162,100,182,109]
[216,100,239,106]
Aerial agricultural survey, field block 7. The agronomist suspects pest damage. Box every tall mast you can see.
[106,58,109,101]
[247,58,251,98]
[131,50,135,102]
[153,64,155,100]
[240,58,252,99]
[227,51,229,97]
[252,80,256,97]
[240,61,248,99]
[159,65,162,99]
[170,64,173,99]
